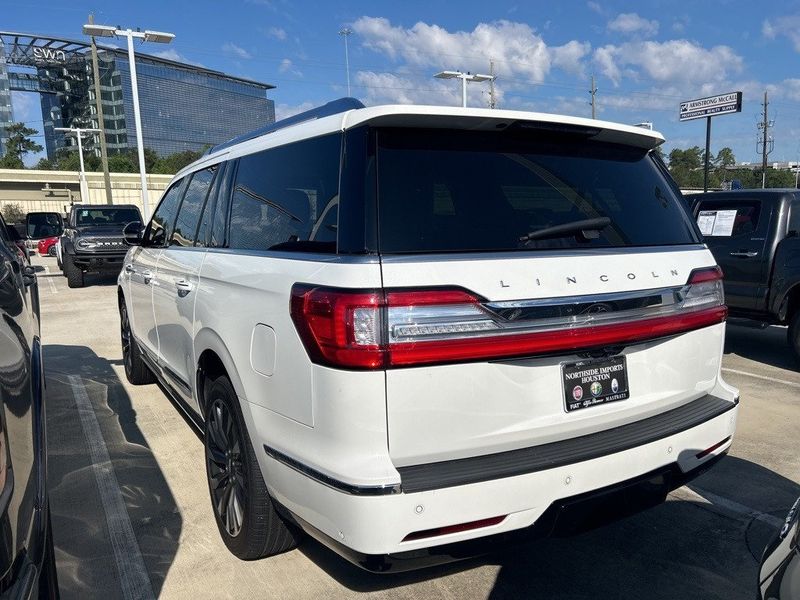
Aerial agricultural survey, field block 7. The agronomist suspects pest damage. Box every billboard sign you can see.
[679,92,742,122]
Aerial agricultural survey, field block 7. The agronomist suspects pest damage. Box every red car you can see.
[37,236,58,257]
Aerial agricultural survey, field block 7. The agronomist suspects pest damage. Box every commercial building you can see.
[0,31,276,159]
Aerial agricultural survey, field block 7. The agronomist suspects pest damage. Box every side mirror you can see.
[123,221,144,246]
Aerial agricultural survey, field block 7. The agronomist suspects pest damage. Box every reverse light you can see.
[290,267,727,370]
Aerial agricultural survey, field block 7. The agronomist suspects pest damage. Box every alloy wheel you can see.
[120,305,132,376]
[206,398,246,537]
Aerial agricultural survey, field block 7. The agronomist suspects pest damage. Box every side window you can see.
[696,200,761,238]
[143,180,185,247]
[789,200,800,234]
[210,162,232,248]
[228,133,341,252]
[171,166,216,247]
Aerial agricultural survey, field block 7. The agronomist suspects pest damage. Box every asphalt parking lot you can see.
[32,254,800,600]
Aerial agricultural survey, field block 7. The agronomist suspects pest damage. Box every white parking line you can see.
[722,367,800,390]
[67,374,155,600]
[674,485,784,529]
[42,266,57,294]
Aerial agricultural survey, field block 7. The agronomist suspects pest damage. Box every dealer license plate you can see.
[562,355,629,412]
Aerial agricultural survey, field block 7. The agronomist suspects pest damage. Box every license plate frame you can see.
[562,355,630,412]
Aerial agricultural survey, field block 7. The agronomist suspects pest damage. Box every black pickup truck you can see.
[61,204,142,289]
[688,189,800,358]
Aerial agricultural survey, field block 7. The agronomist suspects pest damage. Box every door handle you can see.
[142,270,153,285]
[729,251,758,258]
[175,279,193,295]
[125,264,135,274]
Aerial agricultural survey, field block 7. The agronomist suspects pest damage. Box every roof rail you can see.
[206,97,365,155]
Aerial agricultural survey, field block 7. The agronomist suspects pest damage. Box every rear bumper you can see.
[284,451,729,573]
[261,394,738,566]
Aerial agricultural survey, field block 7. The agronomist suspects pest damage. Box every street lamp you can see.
[55,126,101,203]
[434,70,495,108]
[338,28,352,97]
[82,23,175,219]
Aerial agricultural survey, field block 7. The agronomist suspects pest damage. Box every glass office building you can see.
[0,32,276,159]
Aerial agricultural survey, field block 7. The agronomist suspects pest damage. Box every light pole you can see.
[82,23,175,220]
[55,126,101,203]
[434,71,495,108]
[338,28,352,97]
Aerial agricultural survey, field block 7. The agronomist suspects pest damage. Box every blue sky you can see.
[6,0,800,164]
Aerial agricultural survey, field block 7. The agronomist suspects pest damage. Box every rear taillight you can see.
[290,267,727,370]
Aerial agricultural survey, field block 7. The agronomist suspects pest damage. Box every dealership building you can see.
[0,31,276,159]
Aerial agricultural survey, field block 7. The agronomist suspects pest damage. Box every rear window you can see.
[376,128,698,254]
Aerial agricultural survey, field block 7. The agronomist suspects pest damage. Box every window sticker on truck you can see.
[697,209,737,236]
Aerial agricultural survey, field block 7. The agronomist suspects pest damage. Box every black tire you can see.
[47,245,57,257]
[789,311,800,365]
[204,375,300,559]
[120,301,155,385]
[63,256,84,289]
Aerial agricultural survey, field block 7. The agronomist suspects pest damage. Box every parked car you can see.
[687,190,800,360]
[759,496,800,599]
[61,204,142,288]
[0,214,58,596]
[37,236,59,257]
[24,212,63,249]
[119,99,739,571]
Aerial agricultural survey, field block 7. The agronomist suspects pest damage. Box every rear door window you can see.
[171,166,216,247]
[375,128,698,254]
[695,200,762,238]
[227,133,341,253]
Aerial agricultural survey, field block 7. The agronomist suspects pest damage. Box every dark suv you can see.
[0,214,58,597]
[61,205,142,288]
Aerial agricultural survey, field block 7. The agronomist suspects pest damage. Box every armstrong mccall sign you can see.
[679,91,742,122]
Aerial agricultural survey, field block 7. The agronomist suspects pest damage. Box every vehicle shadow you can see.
[80,273,120,288]
[724,323,797,372]
[297,455,797,599]
[44,344,181,599]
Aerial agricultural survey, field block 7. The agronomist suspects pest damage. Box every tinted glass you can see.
[74,208,140,227]
[197,163,226,247]
[696,199,762,238]
[0,215,9,243]
[143,182,184,247]
[228,133,341,252]
[376,128,698,254]
[210,162,232,248]
[172,167,216,247]
[26,212,62,238]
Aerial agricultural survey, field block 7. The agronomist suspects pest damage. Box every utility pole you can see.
[88,13,113,204]
[488,59,496,109]
[338,28,352,97]
[590,75,598,119]
[757,91,774,189]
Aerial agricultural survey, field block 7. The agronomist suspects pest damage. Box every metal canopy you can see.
[0,31,92,66]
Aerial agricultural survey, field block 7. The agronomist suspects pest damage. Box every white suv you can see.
[119,99,739,571]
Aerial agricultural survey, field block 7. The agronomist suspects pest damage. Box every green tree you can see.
[715,147,735,167]
[0,202,25,223]
[0,122,43,168]
[107,152,137,173]
[35,158,55,170]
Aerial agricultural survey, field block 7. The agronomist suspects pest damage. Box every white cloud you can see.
[151,48,204,67]
[267,26,287,40]
[763,15,800,51]
[356,71,481,107]
[587,1,603,15]
[607,13,659,37]
[352,17,590,83]
[593,40,743,86]
[278,58,302,76]
[274,101,315,120]
[222,42,252,60]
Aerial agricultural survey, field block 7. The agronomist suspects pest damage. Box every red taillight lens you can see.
[291,269,727,370]
[290,285,386,369]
